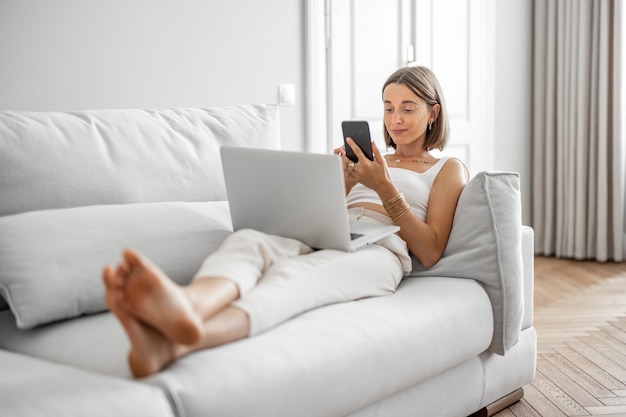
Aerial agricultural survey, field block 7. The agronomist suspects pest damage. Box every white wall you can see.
[494,0,533,226]
[0,0,534,222]
[0,0,305,150]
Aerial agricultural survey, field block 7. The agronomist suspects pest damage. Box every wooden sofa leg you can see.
[468,388,524,417]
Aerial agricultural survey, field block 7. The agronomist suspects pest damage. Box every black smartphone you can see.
[342,120,373,162]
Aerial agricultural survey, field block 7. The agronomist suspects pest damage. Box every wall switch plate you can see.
[278,84,295,106]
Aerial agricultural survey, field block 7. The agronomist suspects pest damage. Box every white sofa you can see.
[0,104,536,417]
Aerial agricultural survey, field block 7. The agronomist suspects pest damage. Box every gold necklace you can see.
[386,155,433,165]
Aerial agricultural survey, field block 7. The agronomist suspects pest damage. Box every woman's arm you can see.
[392,159,467,267]
[345,139,468,268]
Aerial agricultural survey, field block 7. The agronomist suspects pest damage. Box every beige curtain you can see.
[533,0,624,262]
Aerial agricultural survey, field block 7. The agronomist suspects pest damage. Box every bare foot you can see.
[103,266,178,377]
[115,249,204,345]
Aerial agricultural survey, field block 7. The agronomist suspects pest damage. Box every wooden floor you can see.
[495,256,626,417]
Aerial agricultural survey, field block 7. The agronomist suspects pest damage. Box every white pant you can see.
[193,211,409,335]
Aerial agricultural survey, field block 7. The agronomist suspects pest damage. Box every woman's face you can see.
[383,82,432,148]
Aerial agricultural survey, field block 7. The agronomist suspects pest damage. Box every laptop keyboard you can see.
[350,233,364,241]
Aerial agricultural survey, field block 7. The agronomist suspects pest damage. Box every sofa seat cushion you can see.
[0,350,174,417]
[0,277,493,417]
[145,277,493,417]
[0,310,133,377]
[0,201,232,329]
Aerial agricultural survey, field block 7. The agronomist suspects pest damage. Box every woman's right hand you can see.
[334,144,359,194]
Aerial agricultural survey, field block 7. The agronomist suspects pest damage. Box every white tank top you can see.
[346,156,452,221]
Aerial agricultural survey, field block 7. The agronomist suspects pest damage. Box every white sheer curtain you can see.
[532,0,624,262]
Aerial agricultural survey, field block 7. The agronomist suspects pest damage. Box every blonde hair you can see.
[382,66,449,151]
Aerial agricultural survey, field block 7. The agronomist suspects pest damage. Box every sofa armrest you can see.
[521,226,534,330]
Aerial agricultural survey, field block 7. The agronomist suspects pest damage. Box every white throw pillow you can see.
[0,202,233,329]
[409,171,524,355]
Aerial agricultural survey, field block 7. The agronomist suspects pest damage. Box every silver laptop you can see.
[220,147,400,251]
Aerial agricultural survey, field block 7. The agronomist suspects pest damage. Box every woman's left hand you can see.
[343,138,395,197]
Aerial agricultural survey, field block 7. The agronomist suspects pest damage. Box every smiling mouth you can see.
[390,129,407,136]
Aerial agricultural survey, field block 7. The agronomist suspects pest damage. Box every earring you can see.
[428,121,432,131]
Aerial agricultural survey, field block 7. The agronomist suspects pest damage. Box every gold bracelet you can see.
[383,192,410,222]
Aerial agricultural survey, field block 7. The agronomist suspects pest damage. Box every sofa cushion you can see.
[0,278,493,417]
[409,171,523,355]
[0,201,232,329]
[145,277,492,417]
[0,277,492,416]
[0,349,174,417]
[0,310,133,377]
[0,104,280,216]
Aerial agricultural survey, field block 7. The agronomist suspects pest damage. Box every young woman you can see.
[103,66,468,377]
